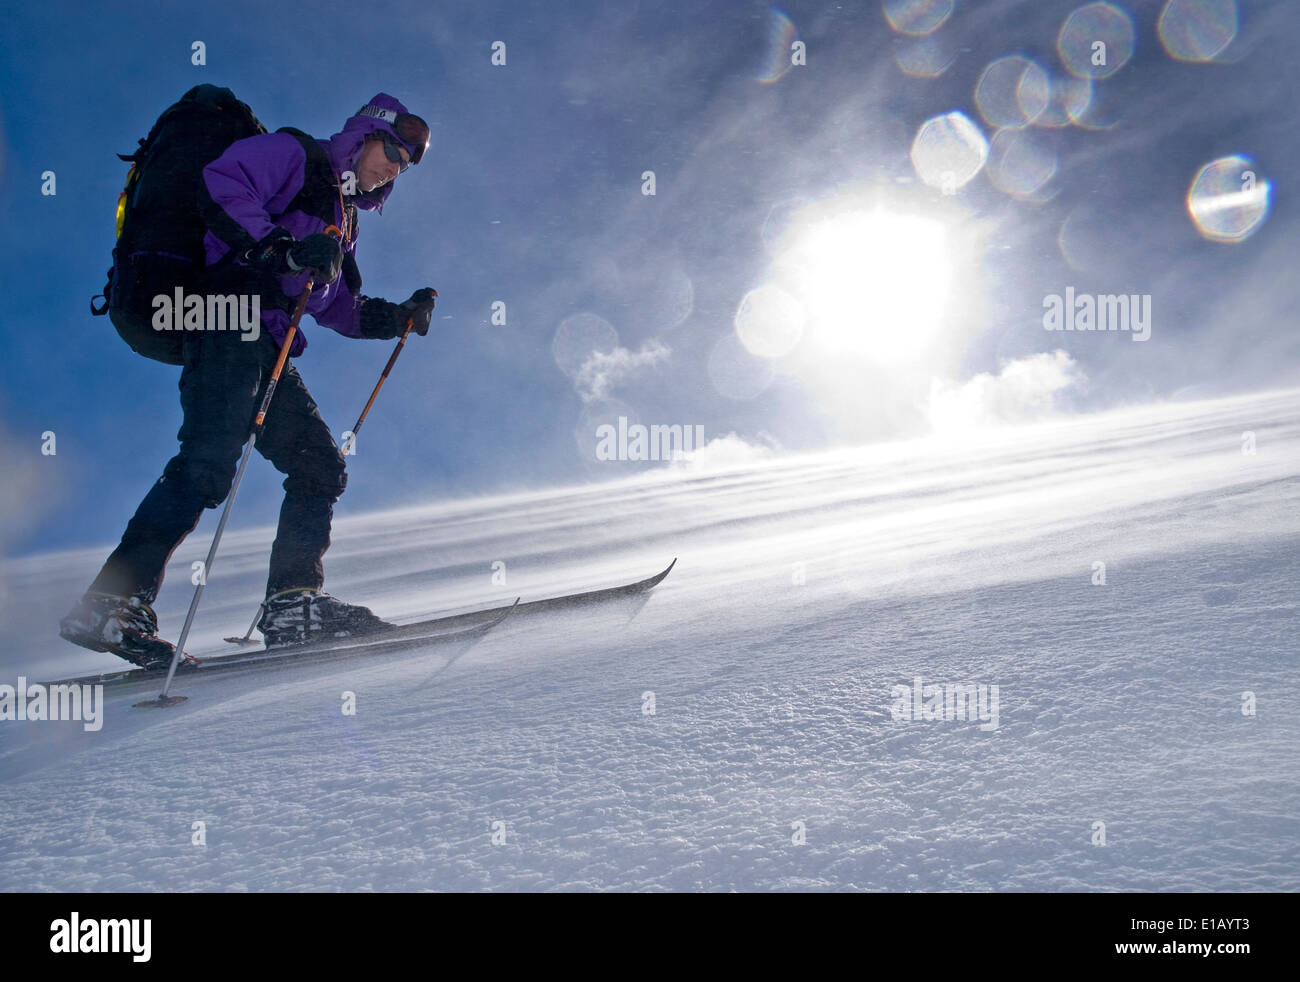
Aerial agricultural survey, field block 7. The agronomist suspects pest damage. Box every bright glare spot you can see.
[1187,154,1270,242]
[734,284,805,359]
[777,210,952,365]
[910,111,989,191]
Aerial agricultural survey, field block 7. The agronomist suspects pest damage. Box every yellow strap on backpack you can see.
[115,163,139,239]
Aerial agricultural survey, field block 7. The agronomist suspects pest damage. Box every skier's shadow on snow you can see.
[410,630,496,691]
[411,593,654,691]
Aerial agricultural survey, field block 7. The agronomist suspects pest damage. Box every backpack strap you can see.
[277,127,343,229]
[194,127,333,260]
[277,127,361,295]
[196,164,260,257]
[90,271,112,316]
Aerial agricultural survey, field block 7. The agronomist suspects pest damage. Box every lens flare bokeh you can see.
[986,128,1058,199]
[976,56,1050,129]
[1056,2,1136,79]
[1057,207,1114,272]
[1186,154,1271,242]
[882,0,955,37]
[1157,0,1238,62]
[552,312,619,379]
[756,8,798,83]
[910,111,989,191]
[734,284,805,359]
[761,196,815,255]
[1028,71,1093,128]
[894,33,959,78]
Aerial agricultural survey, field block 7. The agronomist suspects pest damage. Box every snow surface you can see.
[1,389,1297,891]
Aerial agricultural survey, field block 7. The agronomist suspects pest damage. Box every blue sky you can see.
[1,0,1296,557]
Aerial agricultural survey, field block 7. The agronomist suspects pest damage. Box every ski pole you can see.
[224,600,267,646]
[144,258,330,706]
[340,305,426,456]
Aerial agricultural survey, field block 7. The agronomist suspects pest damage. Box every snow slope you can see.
[1,389,1297,891]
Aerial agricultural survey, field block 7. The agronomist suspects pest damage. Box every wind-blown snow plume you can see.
[668,432,777,471]
[575,340,671,403]
[928,350,1085,435]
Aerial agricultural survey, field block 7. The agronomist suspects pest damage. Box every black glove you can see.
[399,288,438,336]
[245,226,295,271]
[245,227,343,284]
[359,288,438,339]
[286,234,343,284]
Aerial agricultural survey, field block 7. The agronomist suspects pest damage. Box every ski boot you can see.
[257,588,394,650]
[58,593,197,671]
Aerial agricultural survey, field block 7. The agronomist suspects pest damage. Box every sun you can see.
[775,208,953,365]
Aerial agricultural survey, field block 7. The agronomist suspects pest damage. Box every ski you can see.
[51,599,520,693]
[224,556,676,644]
[47,558,675,690]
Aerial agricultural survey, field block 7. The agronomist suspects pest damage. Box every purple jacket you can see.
[199,93,411,356]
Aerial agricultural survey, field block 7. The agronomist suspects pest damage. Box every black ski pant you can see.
[87,328,347,604]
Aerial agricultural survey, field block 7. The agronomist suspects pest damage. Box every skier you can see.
[60,94,437,667]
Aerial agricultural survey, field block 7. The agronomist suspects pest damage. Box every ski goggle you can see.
[356,104,430,165]
[375,132,413,173]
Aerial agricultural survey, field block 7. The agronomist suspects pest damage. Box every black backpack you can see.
[92,85,267,364]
